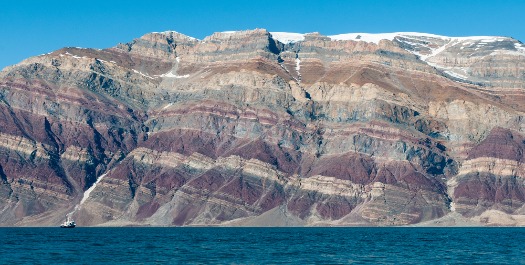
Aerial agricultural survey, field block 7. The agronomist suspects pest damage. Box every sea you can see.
[1,227,524,264]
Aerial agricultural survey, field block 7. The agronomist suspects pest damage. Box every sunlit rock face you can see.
[1,29,525,226]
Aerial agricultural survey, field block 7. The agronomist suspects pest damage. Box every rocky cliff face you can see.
[1,29,525,226]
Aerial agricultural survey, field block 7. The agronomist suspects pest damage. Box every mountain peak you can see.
[142,31,199,42]
[202,29,270,42]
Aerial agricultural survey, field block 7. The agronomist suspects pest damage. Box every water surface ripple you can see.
[1,227,523,264]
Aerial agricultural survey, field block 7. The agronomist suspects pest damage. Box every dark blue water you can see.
[1,227,524,264]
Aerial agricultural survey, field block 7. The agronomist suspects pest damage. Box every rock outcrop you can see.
[1,29,525,226]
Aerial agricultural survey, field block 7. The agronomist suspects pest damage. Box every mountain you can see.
[1,29,525,226]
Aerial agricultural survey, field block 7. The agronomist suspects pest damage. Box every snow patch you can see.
[396,39,421,46]
[329,33,398,44]
[68,173,108,216]
[159,72,190,78]
[418,39,456,61]
[97,59,118,65]
[444,70,469,80]
[156,58,189,78]
[328,32,511,46]
[454,36,507,42]
[270,32,305,44]
[329,32,449,44]
[515,43,525,52]
[132,69,155,79]
[65,52,82,59]
[59,51,87,60]
[80,173,107,205]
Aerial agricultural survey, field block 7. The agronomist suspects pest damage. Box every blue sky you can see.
[1,0,523,69]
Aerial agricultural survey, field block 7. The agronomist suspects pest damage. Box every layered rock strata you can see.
[1,29,524,226]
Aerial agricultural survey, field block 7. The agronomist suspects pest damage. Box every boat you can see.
[60,215,76,228]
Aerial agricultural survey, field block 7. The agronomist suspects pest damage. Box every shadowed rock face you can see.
[0,29,524,226]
